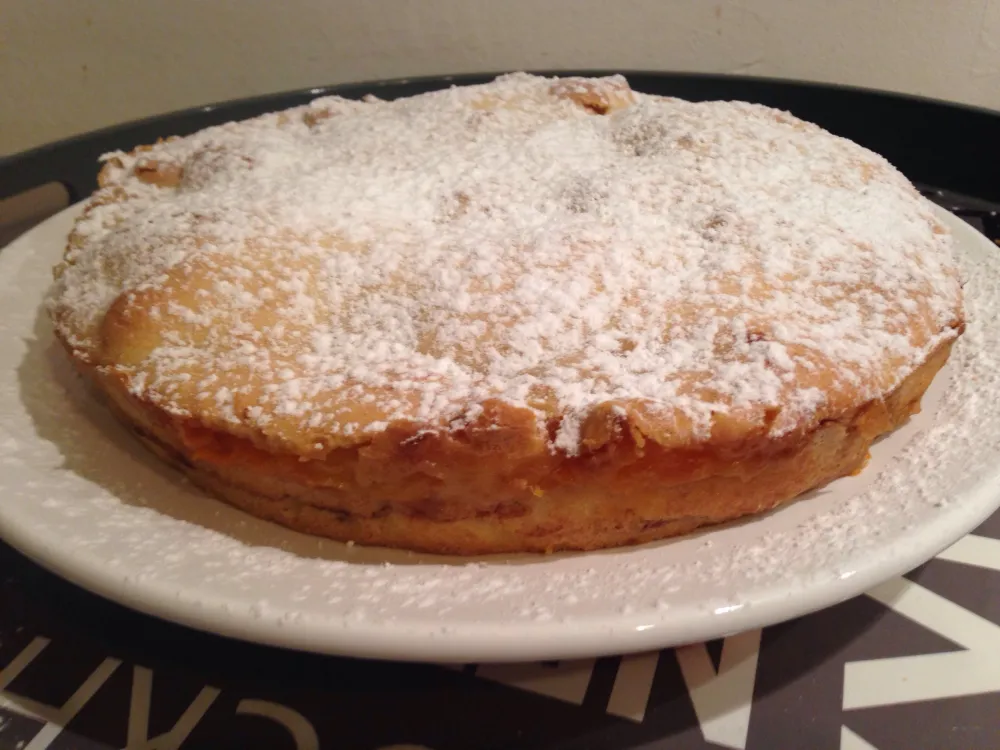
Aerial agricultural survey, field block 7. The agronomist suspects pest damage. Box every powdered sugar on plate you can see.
[47,73,963,452]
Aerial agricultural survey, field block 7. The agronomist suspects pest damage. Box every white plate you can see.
[1,204,999,664]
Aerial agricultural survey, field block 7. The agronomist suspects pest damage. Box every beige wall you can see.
[3,0,1000,155]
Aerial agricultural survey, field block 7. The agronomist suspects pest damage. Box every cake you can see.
[47,73,966,555]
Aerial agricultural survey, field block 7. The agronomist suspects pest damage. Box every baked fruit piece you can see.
[47,73,965,555]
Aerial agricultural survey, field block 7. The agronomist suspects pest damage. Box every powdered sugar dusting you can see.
[0,192,996,660]
[47,73,963,453]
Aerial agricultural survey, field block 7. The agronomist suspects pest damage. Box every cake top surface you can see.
[48,73,964,456]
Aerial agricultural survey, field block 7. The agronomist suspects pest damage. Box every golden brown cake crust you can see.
[72,336,953,555]
[48,74,966,554]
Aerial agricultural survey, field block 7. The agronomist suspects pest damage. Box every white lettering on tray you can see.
[606,651,661,722]
[675,630,762,750]
[475,659,596,705]
[844,576,1000,708]
[125,666,220,749]
[235,700,319,750]
[840,725,881,750]
[0,637,120,750]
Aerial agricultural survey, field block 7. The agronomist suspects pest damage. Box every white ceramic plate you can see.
[1,204,999,664]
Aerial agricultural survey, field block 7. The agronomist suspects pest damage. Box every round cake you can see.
[47,73,966,555]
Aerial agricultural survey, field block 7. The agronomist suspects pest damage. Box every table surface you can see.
[0,187,998,750]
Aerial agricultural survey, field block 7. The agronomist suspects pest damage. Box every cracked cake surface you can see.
[47,73,966,554]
